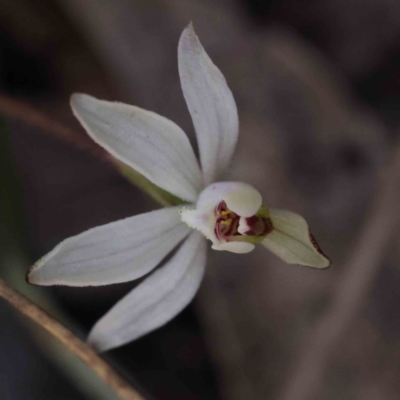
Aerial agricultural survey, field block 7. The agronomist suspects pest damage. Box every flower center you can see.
[180,182,274,253]
[214,201,273,243]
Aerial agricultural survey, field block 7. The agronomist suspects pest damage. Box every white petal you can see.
[178,23,239,185]
[88,232,207,351]
[262,209,330,268]
[71,93,203,202]
[212,241,254,254]
[28,207,190,286]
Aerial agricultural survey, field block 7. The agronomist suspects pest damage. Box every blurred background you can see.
[1,0,400,399]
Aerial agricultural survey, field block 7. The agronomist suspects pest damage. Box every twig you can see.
[279,145,400,400]
[0,93,110,162]
[0,92,182,206]
[0,279,146,400]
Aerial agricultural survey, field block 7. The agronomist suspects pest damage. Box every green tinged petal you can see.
[262,209,330,269]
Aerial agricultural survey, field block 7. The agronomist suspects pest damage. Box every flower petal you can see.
[262,209,331,268]
[28,207,190,286]
[178,23,239,185]
[88,232,207,351]
[212,241,255,254]
[71,93,203,202]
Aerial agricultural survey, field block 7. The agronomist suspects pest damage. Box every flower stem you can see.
[0,279,146,400]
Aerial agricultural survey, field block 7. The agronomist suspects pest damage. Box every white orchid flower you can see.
[27,23,330,352]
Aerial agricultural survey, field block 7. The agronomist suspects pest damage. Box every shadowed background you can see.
[1,0,400,399]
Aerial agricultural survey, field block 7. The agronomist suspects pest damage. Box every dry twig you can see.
[0,279,146,400]
[0,93,110,161]
[279,145,400,400]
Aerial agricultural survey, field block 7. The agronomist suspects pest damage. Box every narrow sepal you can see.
[178,23,239,185]
[28,207,190,286]
[88,232,207,351]
[71,93,203,202]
